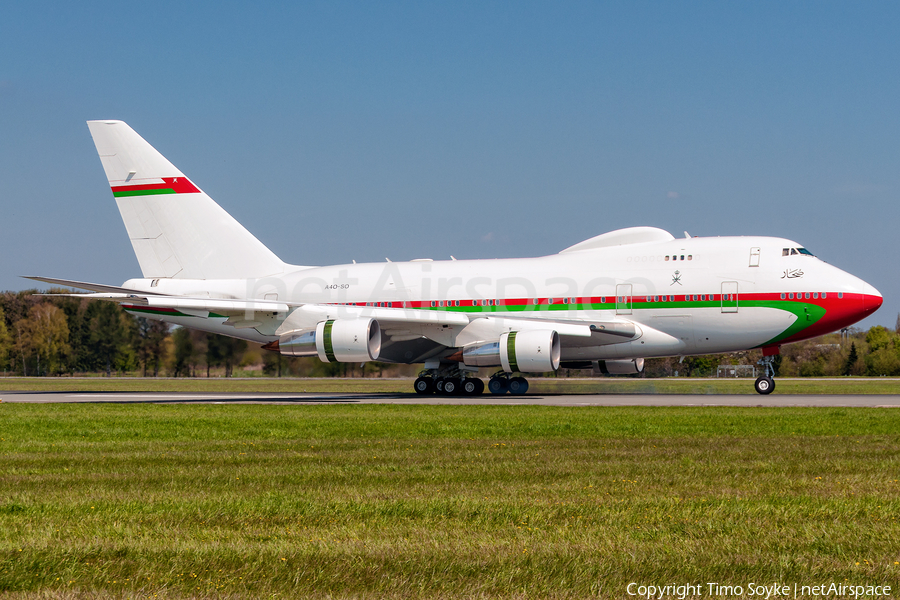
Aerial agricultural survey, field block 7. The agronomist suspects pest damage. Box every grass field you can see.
[1,404,899,599]
[4,376,900,395]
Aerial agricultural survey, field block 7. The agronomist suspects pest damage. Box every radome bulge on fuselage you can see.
[29,120,882,396]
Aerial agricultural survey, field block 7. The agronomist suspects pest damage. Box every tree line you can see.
[0,289,406,377]
[1,289,898,377]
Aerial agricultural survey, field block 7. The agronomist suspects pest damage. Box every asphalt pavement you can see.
[2,391,899,407]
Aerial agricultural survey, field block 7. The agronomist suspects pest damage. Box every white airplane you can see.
[30,120,882,394]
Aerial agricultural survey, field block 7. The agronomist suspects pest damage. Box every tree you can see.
[843,342,859,376]
[136,318,169,376]
[171,327,195,377]
[24,304,70,375]
[85,302,127,376]
[0,307,11,372]
[206,333,247,377]
[865,326,894,353]
[12,315,32,375]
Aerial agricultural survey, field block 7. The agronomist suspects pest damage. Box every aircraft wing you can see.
[27,276,662,354]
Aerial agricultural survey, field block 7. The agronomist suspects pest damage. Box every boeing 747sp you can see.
[29,121,882,394]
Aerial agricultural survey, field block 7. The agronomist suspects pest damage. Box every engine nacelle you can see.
[462,340,502,367]
[279,328,318,357]
[279,319,381,362]
[499,330,560,373]
[317,318,381,362]
[597,358,644,375]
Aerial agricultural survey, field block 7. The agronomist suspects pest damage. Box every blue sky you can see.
[1,1,898,329]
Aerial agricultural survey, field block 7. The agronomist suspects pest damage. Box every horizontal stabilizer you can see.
[23,276,169,295]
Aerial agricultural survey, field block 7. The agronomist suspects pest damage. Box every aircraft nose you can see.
[861,282,883,318]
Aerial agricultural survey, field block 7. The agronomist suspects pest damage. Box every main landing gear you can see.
[414,367,485,396]
[754,354,777,395]
[413,369,530,396]
[487,372,529,395]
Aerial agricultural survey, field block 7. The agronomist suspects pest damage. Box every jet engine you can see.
[597,358,644,375]
[279,328,318,357]
[500,330,560,373]
[278,318,381,362]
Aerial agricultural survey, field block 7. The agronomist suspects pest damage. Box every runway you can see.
[2,390,900,407]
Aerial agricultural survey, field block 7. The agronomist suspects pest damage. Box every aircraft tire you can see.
[488,378,509,395]
[474,378,485,395]
[462,378,480,395]
[754,376,775,395]
[442,378,461,395]
[434,378,445,394]
[414,377,434,395]
[508,376,529,395]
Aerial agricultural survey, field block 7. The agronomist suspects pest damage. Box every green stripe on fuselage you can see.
[415,298,825,346]
[123,306,227,319]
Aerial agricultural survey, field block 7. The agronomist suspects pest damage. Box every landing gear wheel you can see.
[434,378,445,394]
[462,378,482,396]
[754,376,775,395]
[442,378,461,395]
[508,376,529,395]
[413,377,434,395]
[488,378,509,395]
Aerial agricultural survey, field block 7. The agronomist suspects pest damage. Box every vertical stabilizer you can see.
[87,120,286,280]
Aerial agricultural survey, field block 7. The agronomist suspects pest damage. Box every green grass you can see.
[3,376,900,395]
[1,405,899,599]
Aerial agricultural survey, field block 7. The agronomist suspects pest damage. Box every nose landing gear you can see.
[754,375,774,394]
[754,352,777,395]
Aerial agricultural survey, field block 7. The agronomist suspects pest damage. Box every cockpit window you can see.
[783,247,815,257]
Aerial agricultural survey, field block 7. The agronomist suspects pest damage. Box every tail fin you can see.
[87,120,286,280]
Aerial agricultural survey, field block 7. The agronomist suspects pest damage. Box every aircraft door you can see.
[721,281,738,313]
[616,283,633,315]
[749,247,760,267]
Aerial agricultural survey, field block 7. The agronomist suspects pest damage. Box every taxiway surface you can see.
[2,391,899,407]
